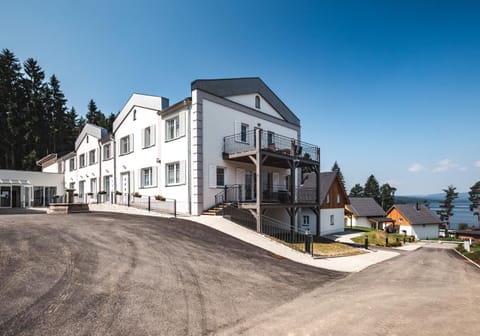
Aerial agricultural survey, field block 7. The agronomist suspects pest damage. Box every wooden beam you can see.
[255,128,262,233]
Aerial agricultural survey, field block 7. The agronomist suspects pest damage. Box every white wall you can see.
[404,224,439,240]
[201,98,299,211]
[115,105,160,198]
[347,216,371,228]
[159,107,190,213]
[226,94,284,120]
[76,134,101,199]
[301,208,345,236]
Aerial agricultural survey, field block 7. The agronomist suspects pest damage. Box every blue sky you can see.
[2,0,479,195]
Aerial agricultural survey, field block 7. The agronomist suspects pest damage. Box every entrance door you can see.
[24,186,32,207]
[0,186,11,207]
[121,173,130,203]
[103,176,111,202]
[11,186,20,207]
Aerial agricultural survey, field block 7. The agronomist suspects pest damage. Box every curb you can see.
[452,248,480,270]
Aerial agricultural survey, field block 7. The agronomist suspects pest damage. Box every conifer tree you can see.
[0,49,23,169]
[380,183,396,211]
[364,175,381,204]
[46,75,68,152]
[349,184,364,197]
[331,161,346,187]
[468,181,480,228]
[437,185,458,230]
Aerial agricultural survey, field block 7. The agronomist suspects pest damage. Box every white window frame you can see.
[216,167,225,187]
[103,143,112,160]
[140,167,156,188]
[166,161,185,186]
[303,215,310,225]
[337,193,341,204]
[326,193,330,204]
[79,154,86,168]
[69,158,75,171]
[120,135,133,155]
[89,149,96,165]
[142,125,155,149]
[330,214,335,225]
[90,178,97,194]
[166,116,180,141]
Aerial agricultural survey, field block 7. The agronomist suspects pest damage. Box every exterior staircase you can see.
[203,202,232,216]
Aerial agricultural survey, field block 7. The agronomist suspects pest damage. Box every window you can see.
[337,193,341,204]
[89,149,96,165]
[255,95,261,109]
[326,193,330,204]
[69,182,75,190]
[267,131,274,146]
[166,117,180,141]
[86,136,89,143]
[303,215,310,225]
[142,125,155,148]
[399,218,403,224]
[79,180,85,198]
[90,178,97,194]
[141,167,153,187]
[330,214,335,225]
[103,143,111,160]
[240,123,248,142]
[133,109,136,120]
[120,135,133,155]
[79,154,86,168]
[216,167,225,187]
[69,158,75,171]
[166,162,183,186]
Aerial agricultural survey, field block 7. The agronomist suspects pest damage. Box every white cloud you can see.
[408,163,426,173]
[432,159,460,173]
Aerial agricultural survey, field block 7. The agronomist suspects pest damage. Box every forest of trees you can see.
[0,49,116,171]
[347,173,397,211]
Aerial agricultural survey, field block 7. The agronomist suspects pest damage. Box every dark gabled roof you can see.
[301,171,349,205]
[191,77,300,126]
[388,204,442,225]
[347,197,386,217]
[36,151,71,166]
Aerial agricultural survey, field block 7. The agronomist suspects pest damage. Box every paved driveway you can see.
[0,212,342,336]
[222,246,480,335]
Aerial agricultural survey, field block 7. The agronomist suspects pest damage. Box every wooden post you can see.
[255,128,262,233]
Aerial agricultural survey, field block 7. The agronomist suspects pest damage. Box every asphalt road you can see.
[0,212,342,336]
[222,246,480,335]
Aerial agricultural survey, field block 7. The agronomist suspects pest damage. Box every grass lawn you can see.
[344,226,372,232]
[351,230,406,247]
[290,236,364,257]
[457,242,480,264]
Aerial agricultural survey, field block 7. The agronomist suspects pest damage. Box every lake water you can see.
[429,201,479,229]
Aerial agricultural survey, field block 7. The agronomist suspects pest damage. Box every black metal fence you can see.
[222,204,257,231]
[223,130,319,162]
[261,215,313,255]
[114,194,177,217]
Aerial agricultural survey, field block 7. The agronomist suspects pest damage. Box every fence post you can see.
[128,193,130,207]
[173,199,177,218]
[148,196,151,212]
[385,237,388,247]
[365,236,369,249]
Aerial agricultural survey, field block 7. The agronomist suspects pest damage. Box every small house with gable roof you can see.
[386,203,441,240]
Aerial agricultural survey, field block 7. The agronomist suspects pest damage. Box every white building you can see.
[39,78,323,234]
[0,169,64,207]
[386,203,441,240]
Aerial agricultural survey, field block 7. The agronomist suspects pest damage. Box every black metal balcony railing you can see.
[215,184,317,205]
[223,130,319,162]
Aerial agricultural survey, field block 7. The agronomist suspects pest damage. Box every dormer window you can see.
[255,95,261,109]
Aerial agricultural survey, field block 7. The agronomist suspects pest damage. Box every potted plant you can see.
[86,192,93,196]
[98,190,107,195]
[133,191,142,198]
[155,195,166,201]
[115,191,122,196]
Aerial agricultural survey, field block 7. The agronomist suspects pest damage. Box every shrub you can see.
[458,223,469,230]
[133,191,141,198]
[98,190,107,195]
[155,195,166,201]
[115,191,122,195]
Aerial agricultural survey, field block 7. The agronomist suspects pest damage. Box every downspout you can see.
[113,136,117,203]
[98,139,102,199]
[187,100,192,215]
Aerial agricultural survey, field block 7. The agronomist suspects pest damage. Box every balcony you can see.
[223,130,319,168]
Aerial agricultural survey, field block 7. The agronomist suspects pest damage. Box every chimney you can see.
[416,202,420,211]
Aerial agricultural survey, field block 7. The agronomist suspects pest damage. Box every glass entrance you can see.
[1,186,11,207]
